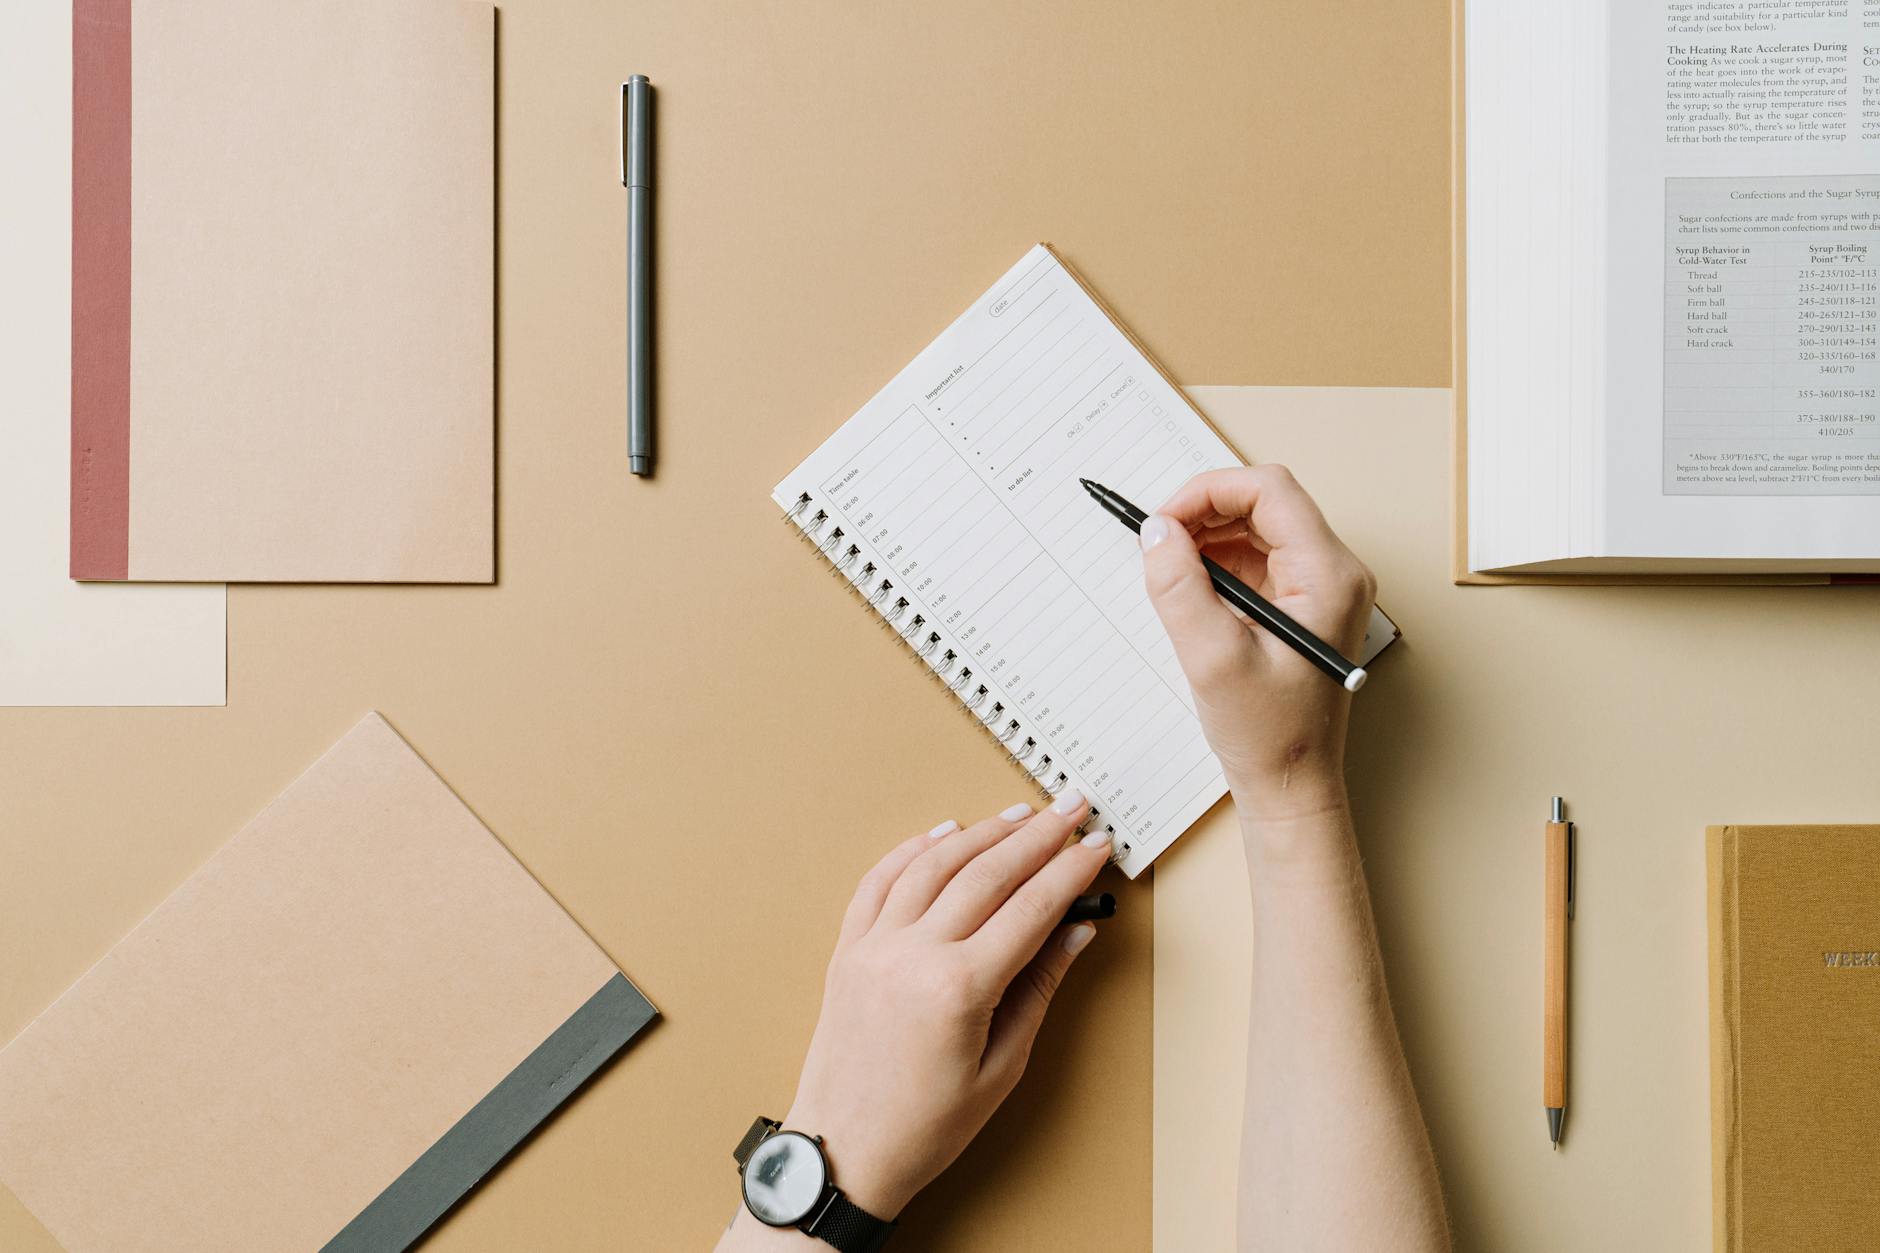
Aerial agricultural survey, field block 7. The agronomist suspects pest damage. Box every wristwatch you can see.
[732,1116,896,1252]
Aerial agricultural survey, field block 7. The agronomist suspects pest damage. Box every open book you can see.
[773,246,1397,877]
[1461,1,1880,577]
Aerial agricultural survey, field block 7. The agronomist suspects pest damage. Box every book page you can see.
[1462,0,1609,572]
[1603,1,1880,556]
[773,246,1393,876]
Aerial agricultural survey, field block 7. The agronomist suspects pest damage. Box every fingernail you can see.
[1139,515,1172,551]
[1081,828,1113,849]
[1063,923,1097,956]
[927,819,959,839]
[1000,802,1034,821]
[1051,789,1086,815]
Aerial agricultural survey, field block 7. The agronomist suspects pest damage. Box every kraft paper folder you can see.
[69,0,494,584]
[0,714,656,1253]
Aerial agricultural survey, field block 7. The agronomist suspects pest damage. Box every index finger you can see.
[1157,465,1341,553]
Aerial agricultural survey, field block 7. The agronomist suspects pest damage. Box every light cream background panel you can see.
[127,1,493,583]
[0,0,222,705]
[1155,386,1880,1253]
[1,0,1448,1248]
[0,715,619,1253]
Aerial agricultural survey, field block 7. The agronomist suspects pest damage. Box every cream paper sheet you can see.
[0,0,223,706]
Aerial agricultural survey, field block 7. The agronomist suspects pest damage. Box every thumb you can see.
[981,923,1096,1087]
[1139,514,1260,693]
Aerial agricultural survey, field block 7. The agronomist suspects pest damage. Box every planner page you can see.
[774,246,1394,876]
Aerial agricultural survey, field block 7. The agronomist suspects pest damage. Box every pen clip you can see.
[621,76,651,189]
[1566,821,1576,922]
[618,82,629,187]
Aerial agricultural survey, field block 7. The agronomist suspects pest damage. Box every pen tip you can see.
[1079,477,1098,493]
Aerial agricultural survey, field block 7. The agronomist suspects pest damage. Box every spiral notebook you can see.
[773,245,1397,877]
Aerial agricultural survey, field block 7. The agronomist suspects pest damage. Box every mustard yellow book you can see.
[1708,825,1880,1253]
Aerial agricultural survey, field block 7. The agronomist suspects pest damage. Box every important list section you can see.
[1664,174,1880,494]
[777,248,1237,873]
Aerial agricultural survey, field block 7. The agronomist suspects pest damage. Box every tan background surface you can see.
[0,0,1446,1249]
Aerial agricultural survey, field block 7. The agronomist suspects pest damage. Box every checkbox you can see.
[1153,405,1164,416]
[1179,435,1190,446]
[1138,390,1150,401]
[1191,451,1203,461]
[1164,420,1175,431]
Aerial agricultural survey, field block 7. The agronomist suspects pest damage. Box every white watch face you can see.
[743,1131,828,1225]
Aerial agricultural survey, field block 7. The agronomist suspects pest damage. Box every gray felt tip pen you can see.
[622,76,654,476]
[1060,893,1116,925]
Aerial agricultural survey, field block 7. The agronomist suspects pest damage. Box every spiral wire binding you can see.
[782,491,1122,860]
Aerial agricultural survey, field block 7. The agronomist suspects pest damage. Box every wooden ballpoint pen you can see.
[1544,796,1575,1149]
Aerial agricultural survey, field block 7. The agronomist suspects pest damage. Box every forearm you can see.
[1238,803,1448,1251]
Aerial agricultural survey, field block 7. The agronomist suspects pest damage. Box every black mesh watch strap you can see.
[804,1191,896,1253]
[732,1116,778,1168]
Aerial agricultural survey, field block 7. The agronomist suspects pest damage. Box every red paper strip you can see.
[70,0,132,580]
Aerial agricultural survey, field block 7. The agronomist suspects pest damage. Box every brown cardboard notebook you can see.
[0,714,655,1253]
[1708,824,1880,1253]
[70,0,494,583]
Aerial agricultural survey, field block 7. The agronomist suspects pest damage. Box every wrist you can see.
[779,1104,912,1221]
[719,1207,825,1251]
[1226,761,1349,826]
[1214,715,1351,824]
[1235,787,1359,876]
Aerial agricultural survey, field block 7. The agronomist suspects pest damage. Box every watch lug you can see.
[733,1115,781,1171]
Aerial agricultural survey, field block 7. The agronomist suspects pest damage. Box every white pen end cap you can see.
[1344,668,1368,693]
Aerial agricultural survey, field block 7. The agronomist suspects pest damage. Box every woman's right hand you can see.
[1142,467,1450,1250]
[1136,465,1377,827]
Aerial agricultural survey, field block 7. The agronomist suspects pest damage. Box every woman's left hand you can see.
[721,791,1108,1245]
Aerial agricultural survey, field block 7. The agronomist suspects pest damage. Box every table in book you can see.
[1463,0,1880,576]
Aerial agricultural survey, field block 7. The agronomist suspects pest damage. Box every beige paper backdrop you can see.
[1157,387,1880,1252]
[2,0,1452,1249]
